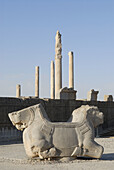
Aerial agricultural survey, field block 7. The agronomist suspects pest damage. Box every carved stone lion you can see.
[8,104,104,160]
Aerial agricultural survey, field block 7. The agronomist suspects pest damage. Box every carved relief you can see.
[9,104,104,160]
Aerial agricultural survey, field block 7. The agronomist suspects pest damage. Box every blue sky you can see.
[0,0,114,100]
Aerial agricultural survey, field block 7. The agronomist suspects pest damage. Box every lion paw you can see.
[39,147,57,159]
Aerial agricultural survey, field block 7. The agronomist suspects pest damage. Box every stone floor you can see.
[0,138,114,170]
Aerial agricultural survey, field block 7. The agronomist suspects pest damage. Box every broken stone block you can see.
[87,89,99,101]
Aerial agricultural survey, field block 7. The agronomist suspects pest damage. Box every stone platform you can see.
[0,138,114,170]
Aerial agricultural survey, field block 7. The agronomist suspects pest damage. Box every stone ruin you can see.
[9,103,104,160]
[15,31,113,103]
[0,31,114,145]
[52,31,76,99]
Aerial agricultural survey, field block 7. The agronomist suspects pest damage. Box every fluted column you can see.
[55,30,62,99]
[35,66,39,97]
[68,51,74,89]
[50,61,55,99]
[16,84,21,98]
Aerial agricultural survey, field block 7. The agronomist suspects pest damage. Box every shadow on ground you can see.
[0,140,22,145]
[101,153,114,160]
[74,153,114,161]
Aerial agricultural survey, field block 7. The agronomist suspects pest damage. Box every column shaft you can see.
[55,30,62,99]
[55,58,62,98]
[50,61,55,99]
[16,84,21,98]
[69,51,74,89]
[35,66,39,97]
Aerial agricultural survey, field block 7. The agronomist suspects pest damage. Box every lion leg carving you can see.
[32,147,58,159]
[82,138,104,158]
[71,128,83,157]
[31,139,53,158]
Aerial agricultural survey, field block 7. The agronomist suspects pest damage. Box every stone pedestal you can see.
[68,51,74,89]
[16,84,21,98]
[104,95,113,102]
[35,66,39,97]
[59,87,76,100]
[50,61,55,99]
[87,89,99,101]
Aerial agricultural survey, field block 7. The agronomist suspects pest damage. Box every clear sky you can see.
[0,0,114,100]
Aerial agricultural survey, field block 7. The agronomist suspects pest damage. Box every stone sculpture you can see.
[8,104,104,160]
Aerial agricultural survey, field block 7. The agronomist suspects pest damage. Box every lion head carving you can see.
[8,104,50,131]
[70,105,104,128]
[8,107,35,131]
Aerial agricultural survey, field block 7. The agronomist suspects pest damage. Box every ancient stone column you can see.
[35,66,39,97]
[16,84,21,98]
[55,30,62,99]
[50,61,55,99]
[68,51,74,89]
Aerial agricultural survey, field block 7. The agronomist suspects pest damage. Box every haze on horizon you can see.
[0,0,114,100]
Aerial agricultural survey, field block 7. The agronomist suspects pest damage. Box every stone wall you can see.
[0,97,114,143]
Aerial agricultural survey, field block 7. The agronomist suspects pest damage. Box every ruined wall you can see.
[0,97,114,143]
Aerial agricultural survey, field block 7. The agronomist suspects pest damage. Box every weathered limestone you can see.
[55,31,62,99]
[50,61,55,99]
[9,104,104,160]
[68,51,74,89]
[16,84,21,98]
[59,87,76,100]
[35,66,39,97]
[87,89,99,101]
[104,95,113,102]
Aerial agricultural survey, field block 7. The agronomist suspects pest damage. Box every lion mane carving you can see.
[8,104,104,160]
